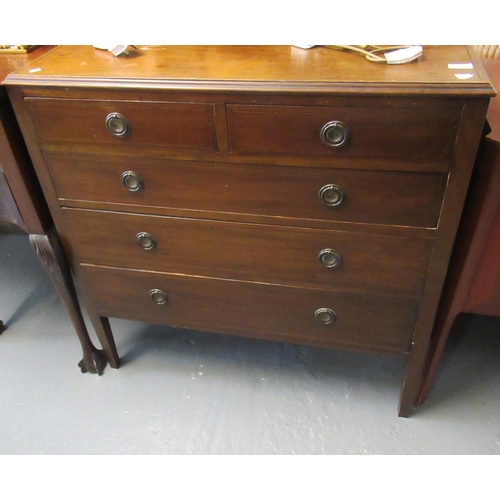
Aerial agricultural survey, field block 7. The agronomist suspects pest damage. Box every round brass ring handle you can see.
[314,308,336,325]
[149,288,167,305]
[106,112,130,138]
[318,249,342,268]
[320,121,349,148]
[136,232,157,251]
[121,171,143,192]
[319,184,345,207]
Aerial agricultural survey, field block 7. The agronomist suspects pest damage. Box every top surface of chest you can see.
[3,45,495,96]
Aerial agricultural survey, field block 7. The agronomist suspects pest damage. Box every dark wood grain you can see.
[83,264,419,354]
[45,153,448,228]
[227,104,461,160]
[26,98,217,152]
[62,207,432,297]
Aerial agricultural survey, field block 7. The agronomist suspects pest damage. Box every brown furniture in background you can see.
[417,53,500,406]
[0,47,106,373]
[4,45,494,416]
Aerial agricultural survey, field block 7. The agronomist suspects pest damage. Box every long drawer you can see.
[26,98,218,152]
[83,264,418,353]
[63,208,431,296]
[227,104,462,159]
[46,153,447,228]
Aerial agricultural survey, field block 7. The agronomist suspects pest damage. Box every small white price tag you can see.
[448,63,474,69]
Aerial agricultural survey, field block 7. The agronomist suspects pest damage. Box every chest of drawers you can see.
[5,45,494,416]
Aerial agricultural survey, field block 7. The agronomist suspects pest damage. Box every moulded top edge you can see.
[2,45,496,98]
[3,74,496,98]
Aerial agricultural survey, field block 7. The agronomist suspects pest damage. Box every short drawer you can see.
[227,104,461,160]
[83,264,418,353]
[64,208,431,296]
[26,97,217,152]
[46,153,447,228]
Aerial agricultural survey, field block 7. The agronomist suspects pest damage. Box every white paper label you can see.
[448,63,474,69]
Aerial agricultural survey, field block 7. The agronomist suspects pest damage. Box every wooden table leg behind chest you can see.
[28,228,108,374]
[0,59,107,374]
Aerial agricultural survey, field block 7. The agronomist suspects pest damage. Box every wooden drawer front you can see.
[26,98,217,152]
[227,104,461,159]
[83,265,418,353]
[64,208,430,296]
[47,153,447,228]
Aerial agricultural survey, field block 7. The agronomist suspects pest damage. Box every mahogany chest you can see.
[4,45,494,416]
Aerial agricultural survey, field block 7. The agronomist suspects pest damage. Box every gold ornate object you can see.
[0,45,37,53]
